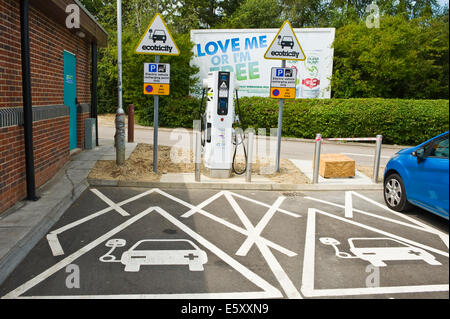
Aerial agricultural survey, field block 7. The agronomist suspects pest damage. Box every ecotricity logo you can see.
[270,50,300,59]
[141,44,173,53]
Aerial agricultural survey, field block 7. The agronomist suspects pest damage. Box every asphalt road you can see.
[1,188,447,299]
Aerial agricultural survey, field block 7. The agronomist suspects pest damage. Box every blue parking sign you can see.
[149,64,157,72]
[276,68,284,77]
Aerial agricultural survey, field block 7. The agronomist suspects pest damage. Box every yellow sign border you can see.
[134,13,180,56]
[264,20,306,61]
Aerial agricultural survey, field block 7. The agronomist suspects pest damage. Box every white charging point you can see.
[202,71,236,178]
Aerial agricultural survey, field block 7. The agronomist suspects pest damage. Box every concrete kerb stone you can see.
[88,178,383,191]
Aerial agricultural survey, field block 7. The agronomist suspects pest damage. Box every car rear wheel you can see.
[384,173,412,212]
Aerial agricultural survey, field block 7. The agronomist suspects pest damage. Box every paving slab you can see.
[290,159,374,185]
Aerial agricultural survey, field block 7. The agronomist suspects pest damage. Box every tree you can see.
[224,0,282,28]
[332,15,449,98]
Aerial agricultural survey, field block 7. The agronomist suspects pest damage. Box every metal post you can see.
[372,135,383,183]
[91,41,99,147]
[115,0,125,165]
[313,133,322,184]
[194,120,201,182]
[275,60,286,172]
[20,0,38,201]
[128,104,134,143]
[153,55,160,173]
[246,131,254,183]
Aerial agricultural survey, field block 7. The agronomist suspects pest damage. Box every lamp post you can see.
[115,0,125,165]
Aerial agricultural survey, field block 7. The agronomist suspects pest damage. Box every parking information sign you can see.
[264,20,306,61]
[134,13,180,56]
[270,67,297,99]
[143,63,170,95]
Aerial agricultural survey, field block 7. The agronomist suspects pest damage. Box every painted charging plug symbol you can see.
[319,237,441,267]
[99,239,127,262]
[319,237,355,258]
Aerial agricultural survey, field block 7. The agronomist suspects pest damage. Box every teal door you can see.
[64,51,77,150]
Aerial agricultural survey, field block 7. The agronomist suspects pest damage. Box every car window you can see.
[154,30,165,35]
[424,134,449,158]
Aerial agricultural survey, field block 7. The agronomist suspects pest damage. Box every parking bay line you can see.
[301,208,449,297]
[236,196,286,257]
[2,207,156,299]
[46,189,158,256]
[4,206,283,299]
[224,192,302,299]
[305,195,449,240]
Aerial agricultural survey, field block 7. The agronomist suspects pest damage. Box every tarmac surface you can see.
[1,187,448,299]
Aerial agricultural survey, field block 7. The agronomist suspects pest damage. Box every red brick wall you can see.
[0,0,95,214]
[0,115,70,213]
[0,0,91,108]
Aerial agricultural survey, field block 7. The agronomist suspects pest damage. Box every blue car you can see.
[383,131,449,219]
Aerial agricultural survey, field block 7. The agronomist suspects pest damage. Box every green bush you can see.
[135,96,449,145]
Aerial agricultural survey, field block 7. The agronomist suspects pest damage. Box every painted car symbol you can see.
[120,239,208,272]
[348,238,441,267]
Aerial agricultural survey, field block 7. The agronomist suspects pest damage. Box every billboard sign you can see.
[190,28,335,98]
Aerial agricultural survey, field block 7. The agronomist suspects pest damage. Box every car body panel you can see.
[384,131,449,219]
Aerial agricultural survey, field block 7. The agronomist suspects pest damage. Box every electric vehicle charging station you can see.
[199,71,246,178]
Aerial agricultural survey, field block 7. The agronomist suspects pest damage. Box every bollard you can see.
[372,135,383,183]
[194,120,201,182]
[246,131,254,183]
[313,133,322,184]
[128,104,134,143]
[115,111,126,165]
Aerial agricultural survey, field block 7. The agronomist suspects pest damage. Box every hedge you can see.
[134,97,449,145]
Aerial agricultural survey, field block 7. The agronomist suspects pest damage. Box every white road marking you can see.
[2,208,156,299]
[345,191,353,218]
[236,196,285,256]
[90,188,130,216]
[317,208,448,257]
[51,189,156,235]
[4,205,283,299]
[180,191,226,218]
[305,195,447,238]
[224,192,302,299]
[301,208,449,297]
[229,192,301,218]
[154,207,282,298]
[301,209,316,294]
[351,191,449,248]
[47,189,157,256]
[46,233,64,257]
[183,204,297,257]
[15,292,277,299]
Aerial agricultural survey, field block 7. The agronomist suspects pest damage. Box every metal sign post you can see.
[275,60,286,172]
[264,20,305,173]
[153,55,160,173]
[115,0,125,165]
[135,13,179,174]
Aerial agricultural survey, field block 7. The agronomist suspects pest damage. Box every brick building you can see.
[0,0,107,214]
